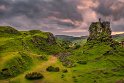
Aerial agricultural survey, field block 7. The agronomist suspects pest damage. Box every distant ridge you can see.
[112,33,124,38]
[55,35,87,41]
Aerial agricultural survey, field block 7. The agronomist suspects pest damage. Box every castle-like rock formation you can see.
[87,20,112,42]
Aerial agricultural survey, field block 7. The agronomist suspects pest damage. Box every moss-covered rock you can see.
[87,21,112,42]
[87,21,120,49]
[28,32,62,54]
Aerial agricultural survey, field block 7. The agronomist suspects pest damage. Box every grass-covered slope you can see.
[53,21,124,83]
[9,41,124,83]
[64,41,124,83]
[0,25,124,83]
[0,26,62,79]
[0,26,21,37]
[0,52,33,79]
[63,22,124,83]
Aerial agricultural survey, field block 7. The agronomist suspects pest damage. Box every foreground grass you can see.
[0,55,121,83]
[9,56,73,83]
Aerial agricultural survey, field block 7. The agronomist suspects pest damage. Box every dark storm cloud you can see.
[56,21,76,27]
[91,0,124,33]
[113,26,124,32]
[0,0,11,17]
[94,0,124,21]
[0,0,82,25]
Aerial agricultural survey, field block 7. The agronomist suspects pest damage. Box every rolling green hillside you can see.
[0,24,124,83]
[0,26,63,80]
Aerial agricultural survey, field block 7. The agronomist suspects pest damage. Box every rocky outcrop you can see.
[31,33,56,46]
[87,21,112,42]
[47,33,57,45]
[29,32,61,54]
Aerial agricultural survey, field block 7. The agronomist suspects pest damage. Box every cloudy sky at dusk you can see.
[0,0,124,36]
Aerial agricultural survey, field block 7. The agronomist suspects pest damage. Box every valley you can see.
[0,21,124,83]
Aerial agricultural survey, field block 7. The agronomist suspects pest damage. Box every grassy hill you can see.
[0,26,63,80]
[0,26,124,83]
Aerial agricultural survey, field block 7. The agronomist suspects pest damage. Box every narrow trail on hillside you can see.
[32,56,58,72]
[0,56,59,83]
[32,56,58,83]
[46,56,57,64]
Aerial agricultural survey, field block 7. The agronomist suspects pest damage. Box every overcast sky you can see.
[0,0,124,36]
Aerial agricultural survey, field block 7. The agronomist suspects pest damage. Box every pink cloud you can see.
[0,5,7,11]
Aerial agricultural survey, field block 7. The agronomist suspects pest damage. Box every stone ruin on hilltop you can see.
[87,19,113,42]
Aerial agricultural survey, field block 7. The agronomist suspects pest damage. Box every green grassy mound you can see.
[62,40,124,83]
[0,52,33,79]
[0,26,21,37]
[25,33,62,54]
[0,26,63,80]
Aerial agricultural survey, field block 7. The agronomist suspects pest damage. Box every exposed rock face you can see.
[31,33,56,45]
[87,21,112,42]
[47,33,57,45]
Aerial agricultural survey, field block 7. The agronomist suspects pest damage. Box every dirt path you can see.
[32,56,58,83]
[47,56,57,64]
[32,56,58,72]
[1,56,58,83]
